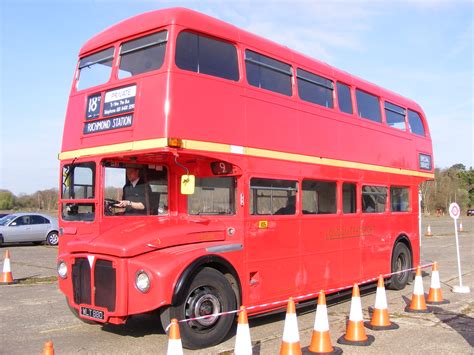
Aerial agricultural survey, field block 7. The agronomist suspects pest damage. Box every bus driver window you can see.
[104,163,168,216]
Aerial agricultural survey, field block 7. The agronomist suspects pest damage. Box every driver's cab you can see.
[61,155,239,223]
[103,162,168,217]
[61,159,169,222]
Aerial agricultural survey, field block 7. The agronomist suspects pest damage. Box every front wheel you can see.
[388,242,412,290]
[46,231,59,246]
[170,267,237,349]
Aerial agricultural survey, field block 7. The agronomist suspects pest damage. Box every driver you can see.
[115,167,150,215]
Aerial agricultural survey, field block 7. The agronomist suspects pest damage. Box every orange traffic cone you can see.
[234,306,252,355]
[337,284,374,346]
[280,297,302,355]
[459,222,464,232]
[0,250,15,284]
[167,318,183,355]
[42,341,54,355]
[365,276,399,330]
[308,290,342,354]
[425,225,433,237]
[427,262,449,305]
[405,266,431,313]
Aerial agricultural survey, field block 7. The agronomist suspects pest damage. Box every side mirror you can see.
[10,222,17,226]
[181,175,195,195]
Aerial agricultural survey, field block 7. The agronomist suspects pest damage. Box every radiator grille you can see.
[94,260,116,312]
[71,257,116,312]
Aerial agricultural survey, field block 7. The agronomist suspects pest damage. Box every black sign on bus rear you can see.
[103,85,136,117]
[86,93,101,119]
[83,114,133,134]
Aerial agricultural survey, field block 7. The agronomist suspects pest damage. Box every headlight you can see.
[57,261,68,279]
[135,270,150,293]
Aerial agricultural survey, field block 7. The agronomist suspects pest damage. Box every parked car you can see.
[467,209,474,217]
[0,213,59,246]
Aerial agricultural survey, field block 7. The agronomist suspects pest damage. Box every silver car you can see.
[0,213,59,246]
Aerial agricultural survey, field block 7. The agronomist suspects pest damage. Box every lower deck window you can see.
[362,185,387,213]
[343,183,356,213]
[391,187,410,212]
[188,177,236,215]
[250,178,297,215]
[302,180,336,214]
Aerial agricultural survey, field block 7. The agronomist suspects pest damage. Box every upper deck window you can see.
[385,102,406,130]
[337,83,353,114]
[297,69,334,108]
[356,89,381,123]
[175,31,238,81]
[245,50,292,96]
[118,30,168,79]
[408,109,426,136]
[77,47,114,91]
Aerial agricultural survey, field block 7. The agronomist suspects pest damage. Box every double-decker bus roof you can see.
[79,7,422,113]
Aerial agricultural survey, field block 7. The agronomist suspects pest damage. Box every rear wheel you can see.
[388,242,412,290]
[170,267,236,349]
[0,236,3,247]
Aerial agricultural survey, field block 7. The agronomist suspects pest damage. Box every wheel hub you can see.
[186,287,221,328]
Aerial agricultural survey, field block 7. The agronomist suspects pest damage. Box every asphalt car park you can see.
[0,216,472,354]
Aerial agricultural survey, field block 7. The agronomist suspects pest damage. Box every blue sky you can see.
[0,0,472,195]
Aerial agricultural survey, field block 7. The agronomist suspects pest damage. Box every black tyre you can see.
[388,242,412,290]
[46,231,59,246]
[0,236,3,247]
[170,267,237,349]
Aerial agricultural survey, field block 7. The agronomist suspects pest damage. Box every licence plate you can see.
[80,306,105,321]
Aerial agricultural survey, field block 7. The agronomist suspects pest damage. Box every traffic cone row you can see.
[166,319,184,355]
[280,297,302,354]
[42,341,54,355]
[234,306,252,355]
[337,284,375,346]
[365,276,399,330]
[405,266,432,313]
[427,262,449,305]
[162,263,447,353]
[425,225,433,236]
[308,290,342,354]
[0,250,15,284]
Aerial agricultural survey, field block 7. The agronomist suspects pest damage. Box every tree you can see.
[0,190,15,210]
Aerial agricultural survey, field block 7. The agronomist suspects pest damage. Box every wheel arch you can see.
[171,254,242,306]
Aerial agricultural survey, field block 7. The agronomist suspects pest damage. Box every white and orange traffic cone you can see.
[234,306,252,355]
[167,318,184,355]
[308,290,342,354]
[337,284,374,346]
[42,341,54,355]
[280,297,302,355]
[427,262,449,305]
[425,225,433,237]
[459,221,464,232]
[365,276,399,330]
[405,266,431,313]
[0,250,15,285]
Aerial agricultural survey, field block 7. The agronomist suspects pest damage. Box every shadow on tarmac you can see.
[433,306,474,347]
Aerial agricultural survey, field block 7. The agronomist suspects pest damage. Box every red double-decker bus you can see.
[57,8,434,349]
